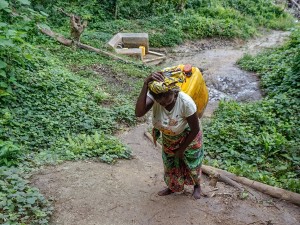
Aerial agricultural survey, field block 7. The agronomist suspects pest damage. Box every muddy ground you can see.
[31,31,300,225]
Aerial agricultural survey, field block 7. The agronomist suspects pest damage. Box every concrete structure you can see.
[107,33,166,64]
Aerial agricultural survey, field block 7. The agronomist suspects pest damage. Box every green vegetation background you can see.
[0,0,299,224]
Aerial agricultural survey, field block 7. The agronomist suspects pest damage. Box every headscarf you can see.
[148,69,185,94]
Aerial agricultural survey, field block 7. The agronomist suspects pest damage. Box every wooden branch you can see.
[144,131,161,149]
[203,165,300,206]
[70,15,87,42]
[37,25,132,63]
[201,166,244,191]
[290,0,300,10]
[56,7,72,17]
[38,25,72,46]
[78,42,128,62]
[144,131,300,206]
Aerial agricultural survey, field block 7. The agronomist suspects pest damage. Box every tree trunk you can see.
[70,15,87,43]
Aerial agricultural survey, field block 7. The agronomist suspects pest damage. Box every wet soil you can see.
[30,31,300,225]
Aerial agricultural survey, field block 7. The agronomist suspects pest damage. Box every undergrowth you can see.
[0,1,146,224]
[31,0,294,47]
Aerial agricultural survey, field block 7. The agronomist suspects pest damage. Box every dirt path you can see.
[31,31,300,225]
[32,125,300,225]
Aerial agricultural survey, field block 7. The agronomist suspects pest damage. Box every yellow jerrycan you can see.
[161,64,209,117]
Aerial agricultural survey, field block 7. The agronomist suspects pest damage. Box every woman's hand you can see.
[144,72,164,85]
[174,147,185,159]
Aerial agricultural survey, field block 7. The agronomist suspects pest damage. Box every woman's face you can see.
[155,92,175,108]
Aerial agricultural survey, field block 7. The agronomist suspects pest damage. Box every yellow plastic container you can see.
[139,46,146,57]
[176,64,209,117]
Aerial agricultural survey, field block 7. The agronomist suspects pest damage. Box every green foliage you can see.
[52,132,131,163]
[0,0,48,99]
[0,141,22,166]
[0,166,53,224]
[204,29,300,193]
[0,1,146,223]
[238,28,300,98]
[222,0,293,28]
[28,0,294,48]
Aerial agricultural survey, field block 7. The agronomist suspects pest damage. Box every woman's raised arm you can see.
[135,72,164,117]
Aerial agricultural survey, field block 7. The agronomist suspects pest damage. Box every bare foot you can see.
[192,186,201,199]
[158,188,173,196]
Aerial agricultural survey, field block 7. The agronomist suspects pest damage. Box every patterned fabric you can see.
[160,128,204,192]
[148,69,185,94]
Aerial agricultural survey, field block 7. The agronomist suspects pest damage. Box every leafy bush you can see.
[0,166,53,225]
[0,141,22,167]
[51,132,131,163]
[0,1,142,223]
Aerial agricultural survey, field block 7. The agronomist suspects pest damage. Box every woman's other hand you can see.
[174,147,185,159]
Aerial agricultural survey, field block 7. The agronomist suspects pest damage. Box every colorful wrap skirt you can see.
[155,128,204,192]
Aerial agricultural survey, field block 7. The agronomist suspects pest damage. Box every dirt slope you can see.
[31,124,300,225]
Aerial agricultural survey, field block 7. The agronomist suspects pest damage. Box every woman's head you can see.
[148,75,180,107]
[149,89,178,107]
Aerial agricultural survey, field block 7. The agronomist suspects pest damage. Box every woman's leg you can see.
[183,131,204,199]
[159,150,185,195]
[193,183,201,199]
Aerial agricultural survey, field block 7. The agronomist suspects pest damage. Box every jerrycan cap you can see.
[183,64,192,77]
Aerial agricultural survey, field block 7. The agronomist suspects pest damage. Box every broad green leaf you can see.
[0,60,7,69]
[0,89,9,97]
[40,11,48,17]
[0,0,9,10]
[0,22,7,27]
[24,53,32,60]
[6,29,17,36]
[0,39,14,47]
[0,70,6,78]
[27,197,36,204]
[16,0,30,5]
[0,81,8,88]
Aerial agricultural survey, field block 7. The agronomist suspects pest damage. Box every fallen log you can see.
[144,131,300,206]
[202,165,300,206]
[201,166,245,191]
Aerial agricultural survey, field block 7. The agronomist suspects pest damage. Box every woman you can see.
[135,71,204,199]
